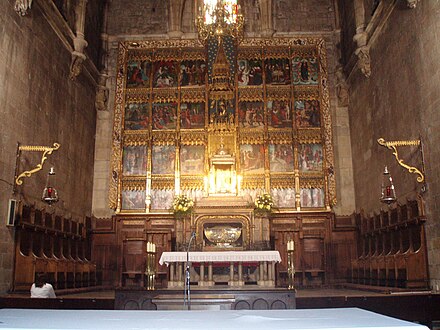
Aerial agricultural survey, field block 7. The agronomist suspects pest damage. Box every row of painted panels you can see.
[126,57,319,89]
[124,99,320,130]
[123,144,322,176]
[120,187,324,212]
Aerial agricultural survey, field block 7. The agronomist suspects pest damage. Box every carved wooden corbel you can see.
[14,0,32,16]
[69,38,88,80]
[353,32,371,78]
[355,46,371,78]
[69,0,88,80]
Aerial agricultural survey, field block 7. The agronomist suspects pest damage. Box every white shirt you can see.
[30,283,56,298]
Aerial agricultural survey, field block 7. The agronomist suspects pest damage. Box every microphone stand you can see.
[184,232,196,310]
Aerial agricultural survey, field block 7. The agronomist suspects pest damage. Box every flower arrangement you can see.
[172,195,194,218]
[254,193,274,216]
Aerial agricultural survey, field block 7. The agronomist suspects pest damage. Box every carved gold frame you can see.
[109,38,336,212]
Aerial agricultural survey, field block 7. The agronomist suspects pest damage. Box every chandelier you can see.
[196,0,244,42]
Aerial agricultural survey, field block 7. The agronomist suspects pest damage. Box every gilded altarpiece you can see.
[110,38,335,214]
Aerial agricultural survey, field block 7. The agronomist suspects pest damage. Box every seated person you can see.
[30,273,56,298]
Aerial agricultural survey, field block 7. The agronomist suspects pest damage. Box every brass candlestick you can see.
[287,240,295,290]
[145,242,156,290]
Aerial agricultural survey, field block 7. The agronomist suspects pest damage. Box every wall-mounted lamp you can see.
[14,142,61,194]
[377,137,426,202]
[41,167,59,205]
[380,166,397,205]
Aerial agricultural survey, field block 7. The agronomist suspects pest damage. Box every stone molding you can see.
[32,0,99,85]
[346,0,399,81]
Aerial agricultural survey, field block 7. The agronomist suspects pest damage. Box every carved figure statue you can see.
[335,66,349,107]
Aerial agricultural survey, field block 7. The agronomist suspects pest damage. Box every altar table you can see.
[0,308,429,330]
[159,251,281,287]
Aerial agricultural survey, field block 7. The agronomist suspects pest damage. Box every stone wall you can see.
[106,0,168,36]
[0,1,98,293]
[344,2,440,291]
[273,0,336,32]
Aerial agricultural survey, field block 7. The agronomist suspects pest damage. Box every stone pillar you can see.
[258,261,265,286]
[177,262,183,286]
[229,262,234,286]
[168,0,184,39]
[238,262,244,286]
[199,262,205,286]
[260,0,275,37]
[208,262,213,284]
[169,263,176,287]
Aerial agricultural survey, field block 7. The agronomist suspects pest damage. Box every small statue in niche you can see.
[210,99,234,125]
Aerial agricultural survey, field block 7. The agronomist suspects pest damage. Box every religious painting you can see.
[237,59,263,86]
[265,58,291,85]
[298,144,323,172]
[122,145,148,176]
[292,56,319,85]
[238,101,264,128]
[300,188,325,208]
[271,187,296,208]
[153,61,178,88]
[209,99,235,125]
[124,102,149,130]
[121,190,146,211]
[180,60,206,86]
[240,144,264,174]
[150,189,174,210]
[180,189,204,203]
[242,188,265,204]
[180,145,205,175]
[294,100,321,128]
[180,102,205,129]
[152,145,176,174]
[126,60,151,88]
[269,144,294,172]
[267,100,292,128]
[152,102,177,130]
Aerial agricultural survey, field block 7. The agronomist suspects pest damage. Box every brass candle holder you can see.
[287,240,295,290]
[145,242,156,290]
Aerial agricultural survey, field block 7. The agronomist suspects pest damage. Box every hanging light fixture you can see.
[42,167,59,205]
[196,0,244,43]
[380,166,396,205]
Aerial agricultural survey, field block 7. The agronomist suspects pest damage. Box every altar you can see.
[159,251,281,287]
[0,308,429,330]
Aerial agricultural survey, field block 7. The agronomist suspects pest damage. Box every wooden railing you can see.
[350,200,429,289]
[13,204,97,292]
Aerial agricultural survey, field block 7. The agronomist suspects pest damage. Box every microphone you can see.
[191,232,196,239]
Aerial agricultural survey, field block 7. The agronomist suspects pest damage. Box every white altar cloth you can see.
[159,250,281,265]
[0,308,428,330]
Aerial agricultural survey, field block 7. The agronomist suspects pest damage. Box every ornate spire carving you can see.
[209,40,234,100]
